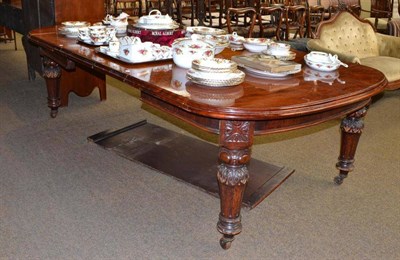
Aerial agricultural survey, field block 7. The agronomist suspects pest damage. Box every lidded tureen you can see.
[136,10,179,29]
[171,35,215,69]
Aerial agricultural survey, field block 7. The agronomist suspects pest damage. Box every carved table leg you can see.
[42,57,62,118]
[335,107,368,184]
[217,120,254,249]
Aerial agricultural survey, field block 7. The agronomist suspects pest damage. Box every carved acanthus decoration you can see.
[341,107,368,134]
[42,57,61,79]
[217,164,249,186]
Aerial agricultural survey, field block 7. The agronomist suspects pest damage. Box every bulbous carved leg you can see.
[42,57,61,118]
[335,107,368,184]
[217,120,254,249]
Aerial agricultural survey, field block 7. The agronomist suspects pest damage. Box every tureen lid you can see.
[138,10,173,24]
[172,34,213,49]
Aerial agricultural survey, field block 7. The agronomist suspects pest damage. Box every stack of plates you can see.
[187,58,245,87]
[58,21,90,38]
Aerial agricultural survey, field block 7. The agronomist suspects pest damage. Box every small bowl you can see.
[268,42,291,54]
[242,38,272,52]
[243,42,269,52]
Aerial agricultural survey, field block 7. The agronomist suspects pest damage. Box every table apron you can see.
[140,91,371,135]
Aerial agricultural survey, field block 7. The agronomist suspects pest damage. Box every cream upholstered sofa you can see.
[307,11,400,90]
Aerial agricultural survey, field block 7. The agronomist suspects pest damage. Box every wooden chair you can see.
[114,0,143,17]
[258,6,284,40]
[0,26,17,50]
[226,7,258,37]
[319,0,335,19]
[176,0,196,25]
[204,0,225,27]
[307,4,325,37]
[145,0,168,15]
[361,0,394,33]
[280,5,307,40]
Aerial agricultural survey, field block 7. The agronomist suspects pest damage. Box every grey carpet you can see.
[0,36,399,260]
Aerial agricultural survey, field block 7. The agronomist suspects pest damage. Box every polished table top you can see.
[28,26,387,128]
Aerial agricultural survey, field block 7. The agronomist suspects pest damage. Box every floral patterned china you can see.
[58,21,90,38]
[186,68,245,87]
[191,27,226,36]
[136,10,179,30]
[242,38,273,52]
[303,67,346,85]
[192,58,237,73]
[241,65,301,78]
[61,21,90,27]
[268,42,291,54]
[103,12,129,34]
[304,51,348,72]
[171,35,214,69]
[195,34,229,54]
[262,50,296,61]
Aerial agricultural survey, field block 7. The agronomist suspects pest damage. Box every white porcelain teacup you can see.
[89,25,109,44]
[89,25,106,33]
[78,27,90,41]
[90,31,108,44]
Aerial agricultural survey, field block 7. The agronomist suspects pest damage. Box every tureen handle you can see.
[148,9,162,16]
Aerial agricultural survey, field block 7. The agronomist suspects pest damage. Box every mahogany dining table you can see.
[28,26,387,249]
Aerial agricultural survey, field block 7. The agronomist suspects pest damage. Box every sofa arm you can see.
[307,40,361,64]
[376,33,400,58]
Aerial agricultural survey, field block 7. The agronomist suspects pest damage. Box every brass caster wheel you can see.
[50,109,58,118]
[334,174,346,185]
[219,235,234,250]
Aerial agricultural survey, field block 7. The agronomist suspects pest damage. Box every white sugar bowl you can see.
[171,34,215,69]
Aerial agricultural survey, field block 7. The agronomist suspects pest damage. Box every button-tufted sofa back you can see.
[315,12,380,59]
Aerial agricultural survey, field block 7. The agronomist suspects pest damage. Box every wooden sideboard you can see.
[0,0,106,106]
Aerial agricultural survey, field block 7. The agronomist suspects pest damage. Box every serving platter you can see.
[262,50,296,61]
[241,65,301,78]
